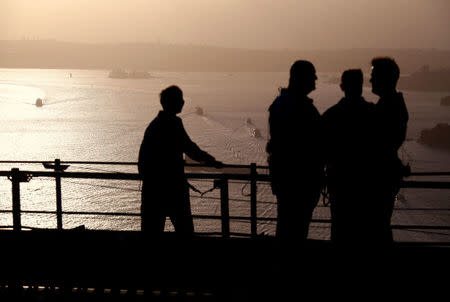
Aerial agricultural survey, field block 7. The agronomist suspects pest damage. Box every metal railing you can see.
[0,159,449,240]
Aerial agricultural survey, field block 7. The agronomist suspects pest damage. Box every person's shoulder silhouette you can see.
[323,69,375,133]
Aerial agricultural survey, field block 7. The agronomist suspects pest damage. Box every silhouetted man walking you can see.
[370,57,409,244]
[138,85,222,238]
[323,69,376,245]
[266,60,323,244]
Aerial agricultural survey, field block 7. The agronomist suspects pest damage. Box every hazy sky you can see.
[1,0,449,50]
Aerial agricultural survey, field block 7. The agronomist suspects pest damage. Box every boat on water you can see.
[245,118,261,138]
[251,128,261,138]
[194,106,203,115]
[35,98,43,107]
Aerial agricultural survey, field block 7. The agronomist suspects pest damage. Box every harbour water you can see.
[0,68,448,242]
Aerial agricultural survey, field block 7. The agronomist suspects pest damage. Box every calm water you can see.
[0,68,448,242]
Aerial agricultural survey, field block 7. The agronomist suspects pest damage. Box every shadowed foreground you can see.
[0,229,447,301]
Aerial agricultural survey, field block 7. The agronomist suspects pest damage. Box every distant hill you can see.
[327,65,450,92]
[398,65,450,92]
[1,40,450,73]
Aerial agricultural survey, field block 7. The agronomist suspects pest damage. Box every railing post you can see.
[11,168,21,231]
[43,159,69,230]
[250,163,257,238]
[218,178,230,238]
[54,159,63,230]
[9,168,30,231]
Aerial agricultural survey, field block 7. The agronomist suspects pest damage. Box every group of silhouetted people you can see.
[267,57,408,247]
[138,57,409,247]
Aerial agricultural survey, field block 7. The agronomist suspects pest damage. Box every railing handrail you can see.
[1,170,449,190]
[0,170,268,181]
[0,160,269,170]
[1,160,449,176]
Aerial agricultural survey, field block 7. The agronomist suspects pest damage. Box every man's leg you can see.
[171,188,194,238]
[276,187,319,243]
[142,207,166,237]
[171,205,194,238]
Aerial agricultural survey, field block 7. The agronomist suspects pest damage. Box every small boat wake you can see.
[182,111,274,229]
[180,106,205,117]
[230,117,265,141]
[42,96,88,107]
[181,108,267,166]
[245,118,262,138]
[26,96,86,108]
[0,83,47,106]
[227,120,267,165]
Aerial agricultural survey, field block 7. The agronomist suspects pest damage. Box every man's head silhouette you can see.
[160,85,185,114]
[288,60,317,96]
[370,57,400,97]
[341,69,363,98]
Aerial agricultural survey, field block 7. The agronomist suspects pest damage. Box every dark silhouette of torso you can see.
[267,88,323,242]
[374,92,408,167]
[371,92,409,243]
[323,96,377,244]
[267,89,323,184]
[323,96,376,187]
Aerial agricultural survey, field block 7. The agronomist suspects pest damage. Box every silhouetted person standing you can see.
[138,85,222,238]
[266,60,323,244]
[323,69,376,245]
[370,57,409,244]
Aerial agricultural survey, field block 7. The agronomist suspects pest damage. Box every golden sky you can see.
[1,0,449,49]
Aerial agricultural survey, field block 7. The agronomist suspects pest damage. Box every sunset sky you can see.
[1,0,449,50]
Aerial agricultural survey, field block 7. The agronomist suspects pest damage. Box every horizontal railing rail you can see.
[0,160,269,169]
[1,159,449,174]
[0,159,449,243]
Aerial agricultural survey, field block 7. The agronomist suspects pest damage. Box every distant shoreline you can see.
[1,40,450,73]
